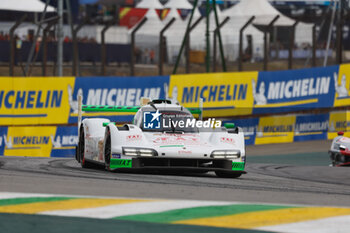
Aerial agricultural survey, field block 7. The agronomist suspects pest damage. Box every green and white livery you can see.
[76,98,246,178]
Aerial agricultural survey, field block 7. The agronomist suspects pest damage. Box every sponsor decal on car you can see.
[339,137,350,143]
[111,154,121,158]
[232,162,245,171]
[153,135,201,146]
[220,137,235,145]
[126,135,142,141]
[178,150,192,154]
[110,159,132,169]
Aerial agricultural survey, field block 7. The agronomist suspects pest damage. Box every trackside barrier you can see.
[0,126,77,157]
[169,64,350,117]
[0,76,170,125]
[0,64,349,156]
[1,64,349,126]
[0,111,348,157]
[224,111,350,145]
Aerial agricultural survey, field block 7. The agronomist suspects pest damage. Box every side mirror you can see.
[224,123,236,129]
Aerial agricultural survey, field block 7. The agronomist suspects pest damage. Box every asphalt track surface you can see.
[1,139,350,233]
[0,139,349,207]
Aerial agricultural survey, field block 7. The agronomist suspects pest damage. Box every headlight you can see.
[339,145,346,151]
[123,147,157,157]
[211,150,240,159]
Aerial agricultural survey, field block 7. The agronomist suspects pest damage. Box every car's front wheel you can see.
[215,171,242,178]
[104,127,112,171]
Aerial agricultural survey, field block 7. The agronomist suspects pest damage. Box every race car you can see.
[329,132,350,167]
[76,98,246,178]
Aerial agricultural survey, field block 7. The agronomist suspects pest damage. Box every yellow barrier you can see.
[0,77,75,125]
[169,72,258,117]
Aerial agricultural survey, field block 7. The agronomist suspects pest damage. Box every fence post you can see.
[213,16,229,72]
[130,17,148,76]
[238,16,255,71]
[263,15,279,71]
[159,17,176,76]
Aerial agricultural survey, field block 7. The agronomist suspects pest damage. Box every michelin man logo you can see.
[51,134,78,149]
[252,79,267,105]
[3,135,12,149]
[68,85,83,113]
[51,135,62,148]
[334,73,349,98]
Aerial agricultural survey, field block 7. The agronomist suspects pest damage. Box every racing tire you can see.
[215,171,242,178]
[104,127,112,171]
[79,126,93,168]
[75,145,79,163]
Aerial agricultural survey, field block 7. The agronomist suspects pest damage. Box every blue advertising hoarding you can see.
[51,126,78,158]
[252,66,339,115]
[0,127,8,155]
[224,118,259,145]
[294,113,330,141]
[68,76,169,123]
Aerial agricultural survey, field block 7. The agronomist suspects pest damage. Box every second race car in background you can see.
[329,132,350,166]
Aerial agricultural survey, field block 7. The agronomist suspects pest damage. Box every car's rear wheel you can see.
[104,127,112,171]
[215,171,242,178]
[79,126,93,168]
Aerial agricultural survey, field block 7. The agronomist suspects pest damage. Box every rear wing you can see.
[77,96,203,135]
[82,105,140,112]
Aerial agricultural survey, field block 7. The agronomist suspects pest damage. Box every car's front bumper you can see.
[329,150,350,166]
[109,157,246,173]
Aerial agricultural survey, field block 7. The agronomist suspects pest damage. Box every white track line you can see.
[0,192,58,200]
[40,200,234,219]
[257,215,350,233]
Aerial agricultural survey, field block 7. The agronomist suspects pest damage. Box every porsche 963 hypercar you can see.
[76,98,246,178]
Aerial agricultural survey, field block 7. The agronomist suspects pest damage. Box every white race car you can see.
[76,99,246,178]
[329,132,350,167]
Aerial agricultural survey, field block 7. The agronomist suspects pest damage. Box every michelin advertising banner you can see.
[334,64,350,107]
[0,64,349,126]
[253,66,337,114]
[68,76,169,123]
[0,77,75,125]
[169,65,350,117]
[224,111,349,146]
[0,76,169,125]
[168,72,258,117]
[327,111,350,139]
[0,126,77,157]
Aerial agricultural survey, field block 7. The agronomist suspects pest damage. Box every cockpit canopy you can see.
[133,103,197,133]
